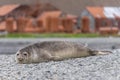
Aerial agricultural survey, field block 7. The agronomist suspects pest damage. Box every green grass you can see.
[3,33,101,38]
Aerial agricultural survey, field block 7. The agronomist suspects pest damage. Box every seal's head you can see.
[15,50,31,64]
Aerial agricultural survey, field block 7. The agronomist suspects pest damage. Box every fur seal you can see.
[15,41,111,64]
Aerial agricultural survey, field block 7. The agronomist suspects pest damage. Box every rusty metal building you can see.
[81,7,120,34]
[0,3,77,33]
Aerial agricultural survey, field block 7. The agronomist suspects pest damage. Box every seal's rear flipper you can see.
[98,51,112,55]
[90,50,112,56]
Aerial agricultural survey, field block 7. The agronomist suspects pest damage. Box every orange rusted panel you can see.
[0,22,6,31]
[81,17,90,33]
[58,25,65,32]
[50,17,60,32]
[36,19,45,32]
[95,18,102,31]
[16,17,28,32]
[6,18,15,33]
[61,18,74,32]
[99,27,119,34]
[24,27,45,33]
[45,16,52,32]
[38,11,62,32]
[37,19,43,27]
[26,19,33,28]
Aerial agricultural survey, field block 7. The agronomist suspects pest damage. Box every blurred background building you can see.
[0,0,120,34]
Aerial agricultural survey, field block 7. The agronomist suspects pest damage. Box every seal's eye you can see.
[23,53,27,56]
[17,54,19,56]
[23,52,28,57]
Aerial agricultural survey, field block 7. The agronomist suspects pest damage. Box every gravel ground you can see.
[0,49,120,80]
[1,38,120,80]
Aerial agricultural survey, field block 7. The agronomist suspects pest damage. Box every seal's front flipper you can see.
[41,52,53,60]
[51,56,62,61]
[41,52,62,61]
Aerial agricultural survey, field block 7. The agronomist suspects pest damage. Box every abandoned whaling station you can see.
[0,0,120,34]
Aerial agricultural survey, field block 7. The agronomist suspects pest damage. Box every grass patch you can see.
[3,33,101,38]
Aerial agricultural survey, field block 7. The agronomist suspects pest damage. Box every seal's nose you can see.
[18,58,23,61]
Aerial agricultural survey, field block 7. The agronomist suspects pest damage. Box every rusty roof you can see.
[104,7,120,18]
[0,4,20,16]
[86,7,120,18]
[38,11,62,27]
[86,7,106,18]
[3,3,59,18]
[39,11,62,20]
